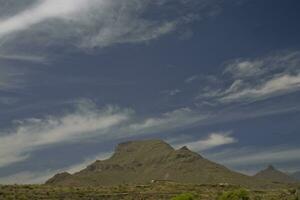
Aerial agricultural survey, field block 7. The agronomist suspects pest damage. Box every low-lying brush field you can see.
[0,182,298,200]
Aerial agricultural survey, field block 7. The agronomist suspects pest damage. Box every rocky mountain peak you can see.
[254,165,296,183]
[179,146,190,151]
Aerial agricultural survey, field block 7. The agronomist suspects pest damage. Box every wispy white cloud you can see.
[185,75,199,83]
[0,54,47,63]
[207,146,300,168]
[0,102,131,168]
[162,89,181,96]
[0,0,219,54]
[224,51,300,79]
[220,73,300,103]
[197,51,300,104]
[0,0,102,38]
[172,132,237,152]
[125,107,206,135]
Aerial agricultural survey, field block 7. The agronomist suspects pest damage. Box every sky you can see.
[0,0,300,184]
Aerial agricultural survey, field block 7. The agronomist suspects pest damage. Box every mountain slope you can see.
[46,140,278,188]
[291,171,300,181]
[254,165,296,183]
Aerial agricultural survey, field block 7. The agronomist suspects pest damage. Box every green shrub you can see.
[217,188,250,200]
[171,193,195,200]
[253,195,262,200]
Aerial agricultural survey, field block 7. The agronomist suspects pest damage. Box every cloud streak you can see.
[125,107,206,135]
[0,54,47,63]
[197,51,300,104]
[0,0,96,38]
[0,102,131,168]
[173,132,237,152]
[220,73,300,103]
[207,146,300,168]
[0,0,219,54]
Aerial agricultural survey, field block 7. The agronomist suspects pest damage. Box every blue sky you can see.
[0,0,300,183]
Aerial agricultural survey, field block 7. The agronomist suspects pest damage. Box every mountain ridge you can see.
[46,139,288,188]
[292,171,300,181]
[253,165,297,183]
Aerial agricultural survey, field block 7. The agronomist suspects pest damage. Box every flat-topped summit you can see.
[254,165,296,183]
[46,139,278,187]
[115,139,174,152]
[112,139,174,160]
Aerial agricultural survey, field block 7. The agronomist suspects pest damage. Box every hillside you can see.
[254,165,296,183]
[46,140,281,188]
[292,171,300,181]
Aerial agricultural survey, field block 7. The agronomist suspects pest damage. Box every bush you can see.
[217,188,250,200]
[171,193,195,200]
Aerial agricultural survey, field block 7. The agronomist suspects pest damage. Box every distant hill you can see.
[253,165,296,183]
[46,140,282,188]
[292,171,300,181]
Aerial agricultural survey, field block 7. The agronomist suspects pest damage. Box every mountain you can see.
[292,171,300,181]
[46,140,279,188]
[253,165,296,183]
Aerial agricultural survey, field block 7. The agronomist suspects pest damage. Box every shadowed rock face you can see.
[46,140,284,188]
[254,165,297,183]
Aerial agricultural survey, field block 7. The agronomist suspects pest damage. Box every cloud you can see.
[207,146,300,168]
[162,89,181,96]
[125,107,206,135]
[185,75,199,83]
[0,102,131,168]
[0,0,220,54]
[220,73,300,103]
[0,54,47,63]
[197,51,300,104]
[224,51,300,79]
[0,0,103,38]
[173,132,237,152]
